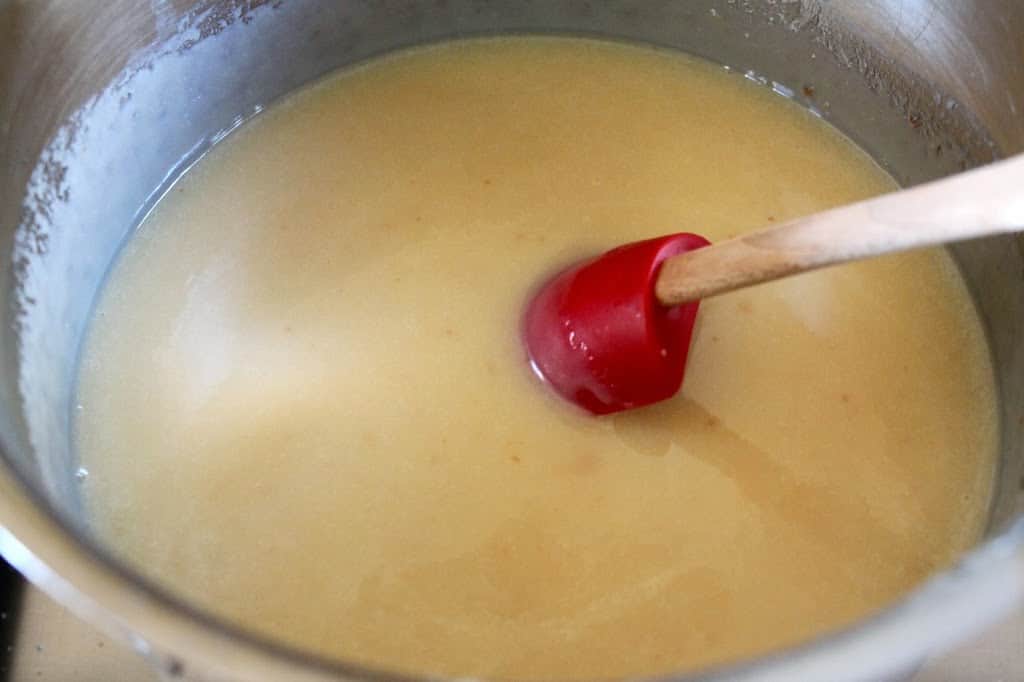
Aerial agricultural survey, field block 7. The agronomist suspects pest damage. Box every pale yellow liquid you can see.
[77,38,997,679]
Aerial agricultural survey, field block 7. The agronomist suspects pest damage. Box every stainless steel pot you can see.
[0,2,1021,681]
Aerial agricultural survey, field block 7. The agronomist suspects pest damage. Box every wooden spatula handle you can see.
[655,154,1024,306]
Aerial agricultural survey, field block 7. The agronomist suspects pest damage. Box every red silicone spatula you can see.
[524,154,1024,415]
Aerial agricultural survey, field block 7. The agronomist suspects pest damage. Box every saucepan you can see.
[0,1,1021,680]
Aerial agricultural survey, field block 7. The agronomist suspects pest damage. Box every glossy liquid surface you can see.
[76,38,997,679]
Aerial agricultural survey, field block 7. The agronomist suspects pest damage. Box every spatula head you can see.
[523,232,710,414]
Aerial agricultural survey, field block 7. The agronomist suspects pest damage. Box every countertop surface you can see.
[5,583,1023,682]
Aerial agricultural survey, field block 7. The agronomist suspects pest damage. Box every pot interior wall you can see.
[0,0,1021,550]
